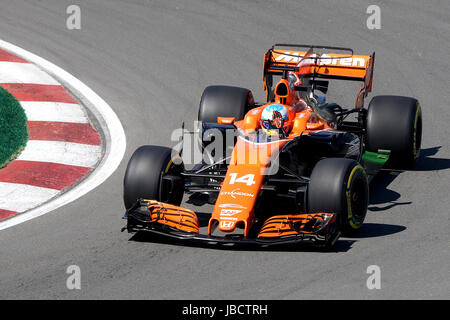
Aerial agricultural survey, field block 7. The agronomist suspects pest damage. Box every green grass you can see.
[0,85,28,169]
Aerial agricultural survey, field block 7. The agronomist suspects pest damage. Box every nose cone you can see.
[209,165,261,236]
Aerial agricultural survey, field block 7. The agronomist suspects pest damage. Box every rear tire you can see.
[123,146,184,209]
[198,85,254,123]
[366,95,422,168]
[308,158,369,235]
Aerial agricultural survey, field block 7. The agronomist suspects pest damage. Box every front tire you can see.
[308,158,369,235]
[123,146,184,209]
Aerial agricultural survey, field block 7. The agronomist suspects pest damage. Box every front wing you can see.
[124,200,340,248]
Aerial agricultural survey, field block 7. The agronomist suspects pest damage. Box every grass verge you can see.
[0,85,28,169]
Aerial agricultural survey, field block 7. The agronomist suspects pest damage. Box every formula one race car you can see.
[122,44,422,248]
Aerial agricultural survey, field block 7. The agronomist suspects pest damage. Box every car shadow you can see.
[368,170,411,212]
[368,146,449,212]
[129,231,355,253]
[342,223,406,239]
[413,146,450,171]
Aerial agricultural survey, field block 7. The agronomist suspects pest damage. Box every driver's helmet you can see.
[260,104,289,136]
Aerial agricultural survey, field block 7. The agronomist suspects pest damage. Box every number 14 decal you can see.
[228,173,256,186]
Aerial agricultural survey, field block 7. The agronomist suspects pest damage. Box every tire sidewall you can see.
[343,164,369,232]
[123,146,184,209]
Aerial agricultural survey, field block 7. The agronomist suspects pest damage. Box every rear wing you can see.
[263,44,375,106]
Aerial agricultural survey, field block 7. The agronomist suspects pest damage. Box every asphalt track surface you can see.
[0,0,449,299]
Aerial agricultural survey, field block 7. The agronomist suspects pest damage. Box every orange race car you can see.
[122,44,422,248]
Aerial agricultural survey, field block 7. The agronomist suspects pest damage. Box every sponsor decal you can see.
[220,217,238,221]
[218,203,247,209]
[220,209,241,216]
[220,188,254,199]
[220,221,235,229]
[275,52,366,67]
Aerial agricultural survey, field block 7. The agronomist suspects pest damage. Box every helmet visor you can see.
[261,120,275,130]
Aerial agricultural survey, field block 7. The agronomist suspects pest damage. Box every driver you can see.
[260,104,290,138]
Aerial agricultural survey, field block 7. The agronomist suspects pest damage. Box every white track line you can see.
[0,182,59,213]
[0,61,59,85]
[17,140,102,168]
[21,101,88,123]
[0,39,126,230]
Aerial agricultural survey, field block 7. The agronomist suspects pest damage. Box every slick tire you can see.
[308,158,369,235]
[123,145,184,209]
[366,95,422,168]
[198,85,254,123]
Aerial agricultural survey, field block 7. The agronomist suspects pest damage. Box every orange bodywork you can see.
[217,116,235,125]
